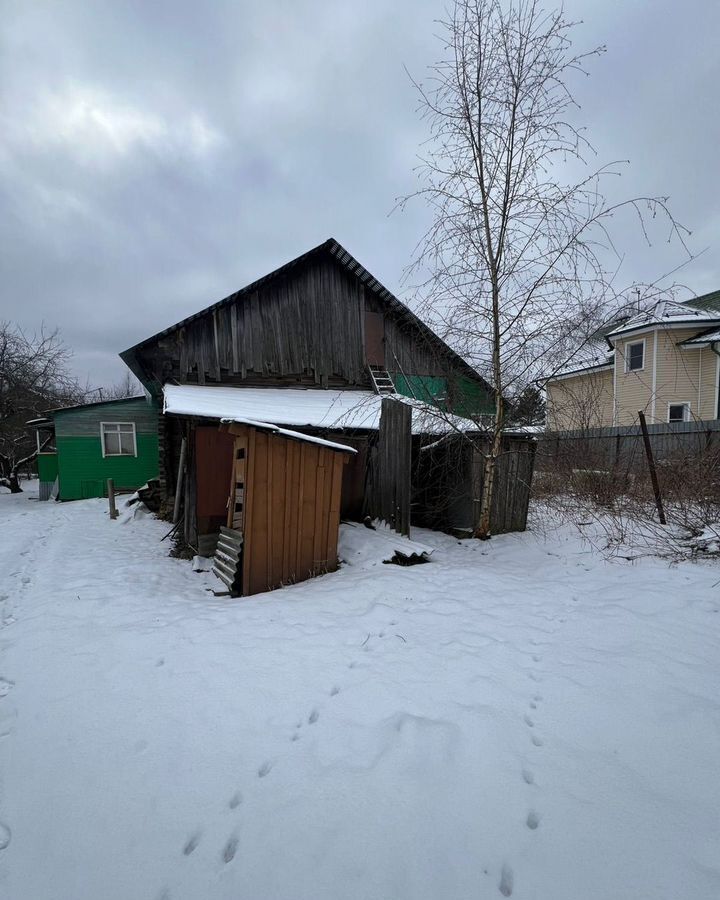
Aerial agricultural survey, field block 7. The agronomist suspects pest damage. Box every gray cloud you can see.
[1,0,718,387]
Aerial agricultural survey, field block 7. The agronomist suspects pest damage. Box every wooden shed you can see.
[216,423,352,596]
[30,396,160,501]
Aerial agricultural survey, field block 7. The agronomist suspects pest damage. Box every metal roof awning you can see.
[162,384,482,437]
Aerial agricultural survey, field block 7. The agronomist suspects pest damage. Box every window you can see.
[101,422,137,457]
[625,340,645,372]
[667,403,690,423]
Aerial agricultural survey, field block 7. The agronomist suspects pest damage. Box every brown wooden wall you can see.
[133,255,464,390]
[225,424,349,596]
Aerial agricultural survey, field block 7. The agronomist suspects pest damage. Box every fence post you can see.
[107,479,119,520]
[637,411,666,525]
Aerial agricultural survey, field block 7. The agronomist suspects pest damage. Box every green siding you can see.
[55,433,159,500]
[37,453,58,483]
[393,373,493,418]
[52,397,160,500]
[54,397,159,437]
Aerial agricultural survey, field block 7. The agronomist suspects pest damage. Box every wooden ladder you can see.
[368,365,396,395]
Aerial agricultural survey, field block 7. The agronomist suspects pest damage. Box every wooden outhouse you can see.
[217,423,354,595]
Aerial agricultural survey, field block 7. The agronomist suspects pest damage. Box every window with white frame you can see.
[667,403,690,423]
[101,422,137,457]
[625,339,645,372]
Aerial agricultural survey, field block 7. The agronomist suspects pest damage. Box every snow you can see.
[606,299,720,339]
[1,485,720,900]
[163,383,481,435]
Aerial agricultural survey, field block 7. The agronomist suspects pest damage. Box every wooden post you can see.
[173,436,187,525]
[637,411,666,525]
[107,479,119,520]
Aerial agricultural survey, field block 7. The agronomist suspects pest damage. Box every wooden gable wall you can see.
[132,254,465,391]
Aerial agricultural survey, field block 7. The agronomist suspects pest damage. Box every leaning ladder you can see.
[368,365,396,395]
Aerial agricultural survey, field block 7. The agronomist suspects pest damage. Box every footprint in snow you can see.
[0,679,14,699]
[183,831,202,856]
[499,864,514,896]
[532,654,541,663]
[308,709,319,725]
[222,835,239,863]
[523,714,534,728]
[258,761,273,778]
[0,823,11,850]
[529,701,537,710]
[533,694,542,702]
[330,685,340,697]
[531,735,544,747]
[228,791,242,809]
[526,811,541,830]
[521,769,534,785]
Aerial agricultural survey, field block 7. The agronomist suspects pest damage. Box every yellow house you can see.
[544,292,720,430]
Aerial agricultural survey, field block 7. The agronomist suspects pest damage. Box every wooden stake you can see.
[637,410,666,525]
[107,479,119,520]
[173,436,187,525]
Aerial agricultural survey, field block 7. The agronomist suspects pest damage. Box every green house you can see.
[33,396,160,501]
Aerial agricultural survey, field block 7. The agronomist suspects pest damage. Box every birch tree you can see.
[404,0,689,537]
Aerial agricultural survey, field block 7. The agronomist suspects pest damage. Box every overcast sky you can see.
[2,0,719,388]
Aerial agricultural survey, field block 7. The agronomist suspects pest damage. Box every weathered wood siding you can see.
[134,255,468,391]
[365,398,412,535]
[413,435,536,535]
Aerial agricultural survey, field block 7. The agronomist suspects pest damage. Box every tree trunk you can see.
[475,421,503,539]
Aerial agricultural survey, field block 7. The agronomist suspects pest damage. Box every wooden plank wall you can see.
[414,435,536,535]
[366,398,412,535]
[227,424,347,596]
[136,256,462,389]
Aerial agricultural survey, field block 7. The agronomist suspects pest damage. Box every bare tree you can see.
[402,0,690,537]
[0,322,85,492]
[93,369,143,401]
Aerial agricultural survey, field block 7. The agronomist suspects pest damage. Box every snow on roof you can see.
[162,384,480,437]
[606,299,720,339]
[679,328,720,347]
[542,344,614,382]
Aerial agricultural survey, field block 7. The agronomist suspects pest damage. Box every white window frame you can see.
[624,338,646,373]
[100,422,138,458]
[667,402,691,423]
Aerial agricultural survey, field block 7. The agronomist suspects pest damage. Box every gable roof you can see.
[120,238,485,385]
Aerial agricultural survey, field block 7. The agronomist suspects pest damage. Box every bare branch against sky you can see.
[1,0,718,387]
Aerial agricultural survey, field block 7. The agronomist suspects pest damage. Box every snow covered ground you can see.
[0,483,719,900]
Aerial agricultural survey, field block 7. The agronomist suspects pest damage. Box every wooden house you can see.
[32,396,160,501]
[118,239,534,594]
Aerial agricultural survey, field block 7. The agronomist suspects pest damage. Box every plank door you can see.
[365,310,385,367]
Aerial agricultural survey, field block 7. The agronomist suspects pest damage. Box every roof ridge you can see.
[120,238,485,383]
